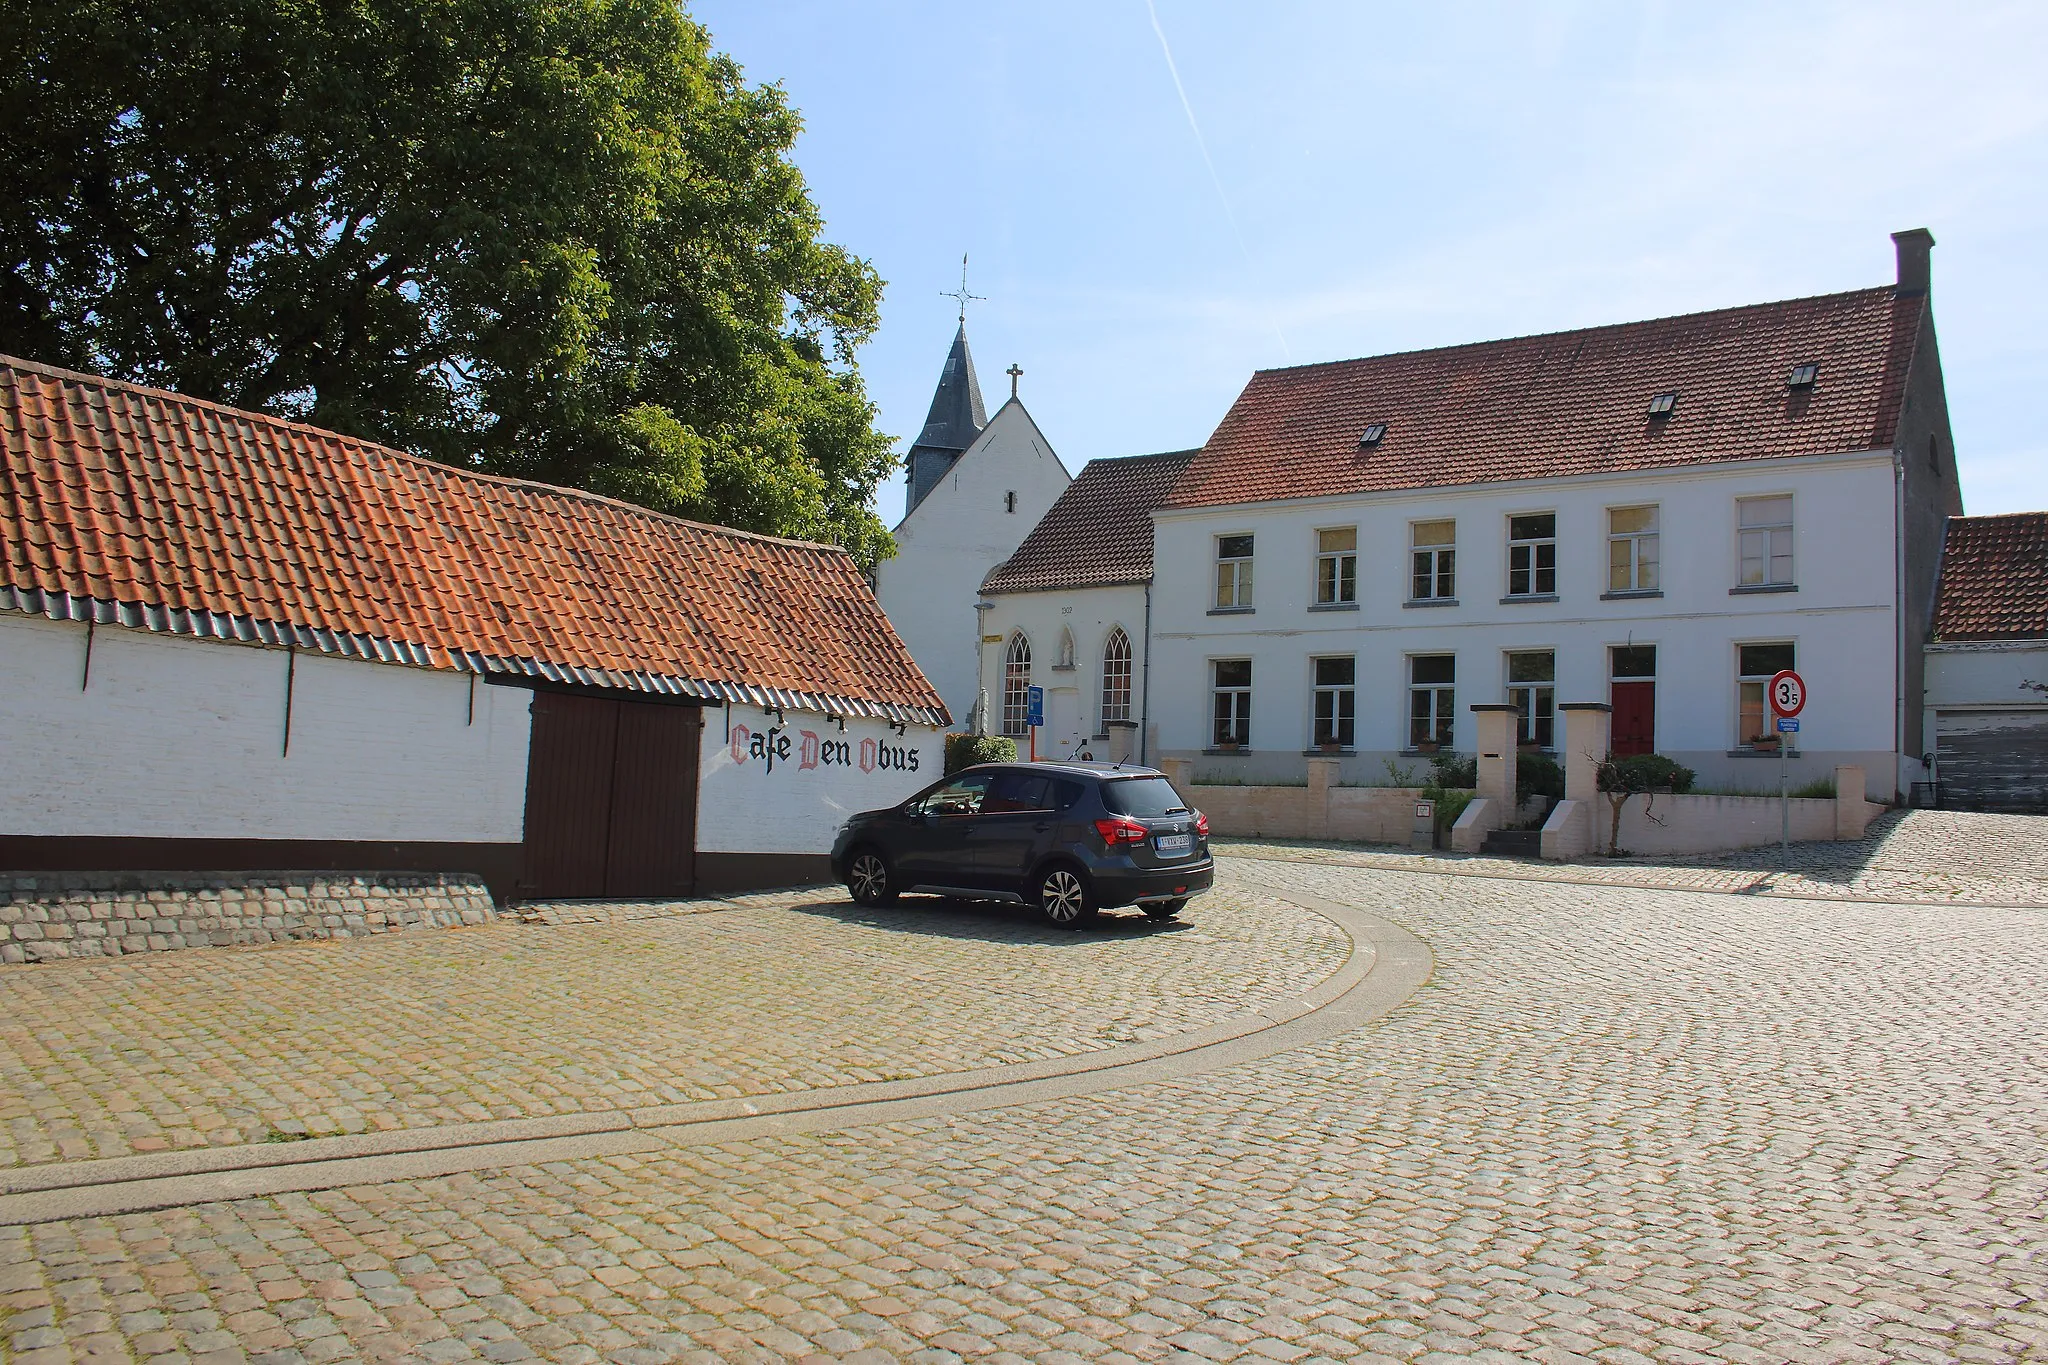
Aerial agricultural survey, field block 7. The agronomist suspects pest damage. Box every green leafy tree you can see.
[0,0,896,565]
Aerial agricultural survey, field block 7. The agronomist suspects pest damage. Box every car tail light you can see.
[1194,811,1210,838]
[1094,816,1148,846]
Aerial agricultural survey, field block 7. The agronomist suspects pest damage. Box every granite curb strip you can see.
[0,885,1430,1226]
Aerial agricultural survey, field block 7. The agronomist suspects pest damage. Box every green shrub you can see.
[1789,775,1837,800]
[944,733,1016,775]
[1516,751,1565,804]
[1428,752,1477,789]
[1593,752,1696,854]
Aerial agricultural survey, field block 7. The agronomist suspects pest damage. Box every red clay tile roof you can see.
[1165,286,1924,509]
[1934,513,2048,641]
[0,355,947,724]
[981,450,1197,595]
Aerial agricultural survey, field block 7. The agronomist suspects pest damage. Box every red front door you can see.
[1610,681,1656,756]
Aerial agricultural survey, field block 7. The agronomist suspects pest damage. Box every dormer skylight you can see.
[1788,362,1820,388]
[1358,423,1388,447]
[1647,392,1678,417]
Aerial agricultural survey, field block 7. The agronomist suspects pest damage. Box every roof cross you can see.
[1006,363,1022,398]
[940,253,985,322]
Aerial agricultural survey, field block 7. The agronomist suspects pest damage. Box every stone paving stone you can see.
[0,886,1345,1169]
[6,853,2048,1361]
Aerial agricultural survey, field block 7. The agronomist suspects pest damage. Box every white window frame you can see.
[1736,641,1796,749]
[1505,650,1556,749]
[1737,496,1794,587]
[1608,505,1661,593]
[1100,628,1133,725]
[1211,659,1252,748]
[1215,533,1255,609]
[1311,655,1357,749]
[1001,633,1032,737]
[1314,527,1358,606]
[1407,654,1456,749]
[1506,513,1556,598]
[1410,520,1456,601]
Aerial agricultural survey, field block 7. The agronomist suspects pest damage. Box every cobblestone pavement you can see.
[7,855,2047,1363]
[0,887,1347,1170]
[1219,808,2048,905]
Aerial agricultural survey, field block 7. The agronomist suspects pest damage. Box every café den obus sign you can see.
[728,720,924,778]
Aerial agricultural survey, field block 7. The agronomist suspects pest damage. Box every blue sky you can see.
[693,2,2048,526]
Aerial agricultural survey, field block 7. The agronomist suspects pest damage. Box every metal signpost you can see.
[1769,669,1807,866]
[1026,685,1044,761]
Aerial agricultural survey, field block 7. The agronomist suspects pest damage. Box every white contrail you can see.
[1143,0,1290,359]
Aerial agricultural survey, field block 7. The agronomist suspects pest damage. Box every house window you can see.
[1215,534,1254,609]
[1737,642,1795,748]
[1315,528,1357,605]
[1411,520,1455,601]
[1002,633,1032,736]
[1312,656,1356,748]
[1101,628,1133,724]
[1004,490,1017,514]
[1608,506,1660,592]
[1507,513,1556,597]
[1506,651,1556,749]
[1408,654,1455,749]
[1738,496,1794,587]
[1212,659,1252,747]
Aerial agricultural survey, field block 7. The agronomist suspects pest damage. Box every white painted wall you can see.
[1149,453,1904,794]
[696,703,944,854]
[1924,640,2048,714]
[875,399,1072,727]
[979,585,1149,761]
[2,614,531,841]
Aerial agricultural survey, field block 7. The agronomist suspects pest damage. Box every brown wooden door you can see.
[521,693,699,899]
[1610,681,1656,756]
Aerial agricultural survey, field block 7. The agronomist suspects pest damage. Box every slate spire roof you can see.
[904,323,988,513]
[0,354,948,724]
[1933,512,2048,641]
[981,450,1198,595]
[1165,285,1925,510]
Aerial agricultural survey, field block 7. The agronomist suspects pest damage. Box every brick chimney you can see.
[1892,228,1934,295]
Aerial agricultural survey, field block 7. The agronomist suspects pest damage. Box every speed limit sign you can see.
[1769,669,1806,718]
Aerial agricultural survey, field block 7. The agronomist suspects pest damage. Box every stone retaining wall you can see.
[0,871,500,963]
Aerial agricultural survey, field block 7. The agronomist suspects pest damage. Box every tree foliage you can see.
[0,0,896,564]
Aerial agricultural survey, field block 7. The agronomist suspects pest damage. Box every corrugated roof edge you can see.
[1,584,951,728]
[1240,284,1901,379]
[0,353,853,558]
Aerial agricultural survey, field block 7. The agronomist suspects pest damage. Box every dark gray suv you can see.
[828,762,1213,927]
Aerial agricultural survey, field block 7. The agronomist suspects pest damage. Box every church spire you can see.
[904,322,989,514]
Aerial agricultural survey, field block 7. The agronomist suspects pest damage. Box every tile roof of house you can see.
[981,449,1198,595]
[1933,512,2048,642]
[0,355,948,724]
[1164,286,1925,509]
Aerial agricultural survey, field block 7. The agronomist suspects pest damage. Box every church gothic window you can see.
[1101,628,1133,726]
[1002,633,1033,737]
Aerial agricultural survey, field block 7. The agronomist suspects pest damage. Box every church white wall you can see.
[1,614,531,842]
[980,585,1149,761]
[696,703,943,854]
[876,399,1071,728]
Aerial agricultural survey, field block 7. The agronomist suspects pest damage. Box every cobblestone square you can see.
[5,824,2047,1363]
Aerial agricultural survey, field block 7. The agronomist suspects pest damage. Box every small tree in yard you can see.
[1595,754,1696,856]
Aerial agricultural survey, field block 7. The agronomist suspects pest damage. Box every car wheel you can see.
[847,849,896,907]
[1036,865,1096,928]
[1143,898,1188,920]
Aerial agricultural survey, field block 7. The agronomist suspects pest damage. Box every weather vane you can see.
[941,253,985,322]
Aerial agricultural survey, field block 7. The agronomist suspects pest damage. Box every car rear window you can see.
[1101,776,1190,817]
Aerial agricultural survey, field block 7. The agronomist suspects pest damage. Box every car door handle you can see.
[1033,822,1052,832]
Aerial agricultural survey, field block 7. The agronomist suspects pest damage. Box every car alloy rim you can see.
[1043,870,1084,922]
[851,856,885,900]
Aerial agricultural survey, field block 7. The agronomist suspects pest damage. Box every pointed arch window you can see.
[1002,633,1033,737]
[1101,628,1133,725]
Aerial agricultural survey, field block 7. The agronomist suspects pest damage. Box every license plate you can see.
[1154,833,1193,855]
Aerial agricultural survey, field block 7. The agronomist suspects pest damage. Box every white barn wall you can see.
[876,400,1071,727]
[979,585,1148,761]
[1149,454,1902,793]
[696,704,942,857]
[1,614,531,843]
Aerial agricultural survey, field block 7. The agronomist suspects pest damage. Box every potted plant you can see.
[1317,740,1344,754]
[1213,740,1242,754]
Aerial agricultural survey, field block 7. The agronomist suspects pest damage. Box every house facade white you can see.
[875,326,1071,728]
[1147,230,1959,801]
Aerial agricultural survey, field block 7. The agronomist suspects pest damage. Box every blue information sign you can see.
[1776,717,1800,733]
[1026,685,1044,727]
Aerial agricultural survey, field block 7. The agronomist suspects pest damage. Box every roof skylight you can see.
[1358,423,1388,447]
[1788,363,1820,388]
[1647,392,1678,417]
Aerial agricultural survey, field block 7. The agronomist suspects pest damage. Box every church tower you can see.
[904,324,987,514]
